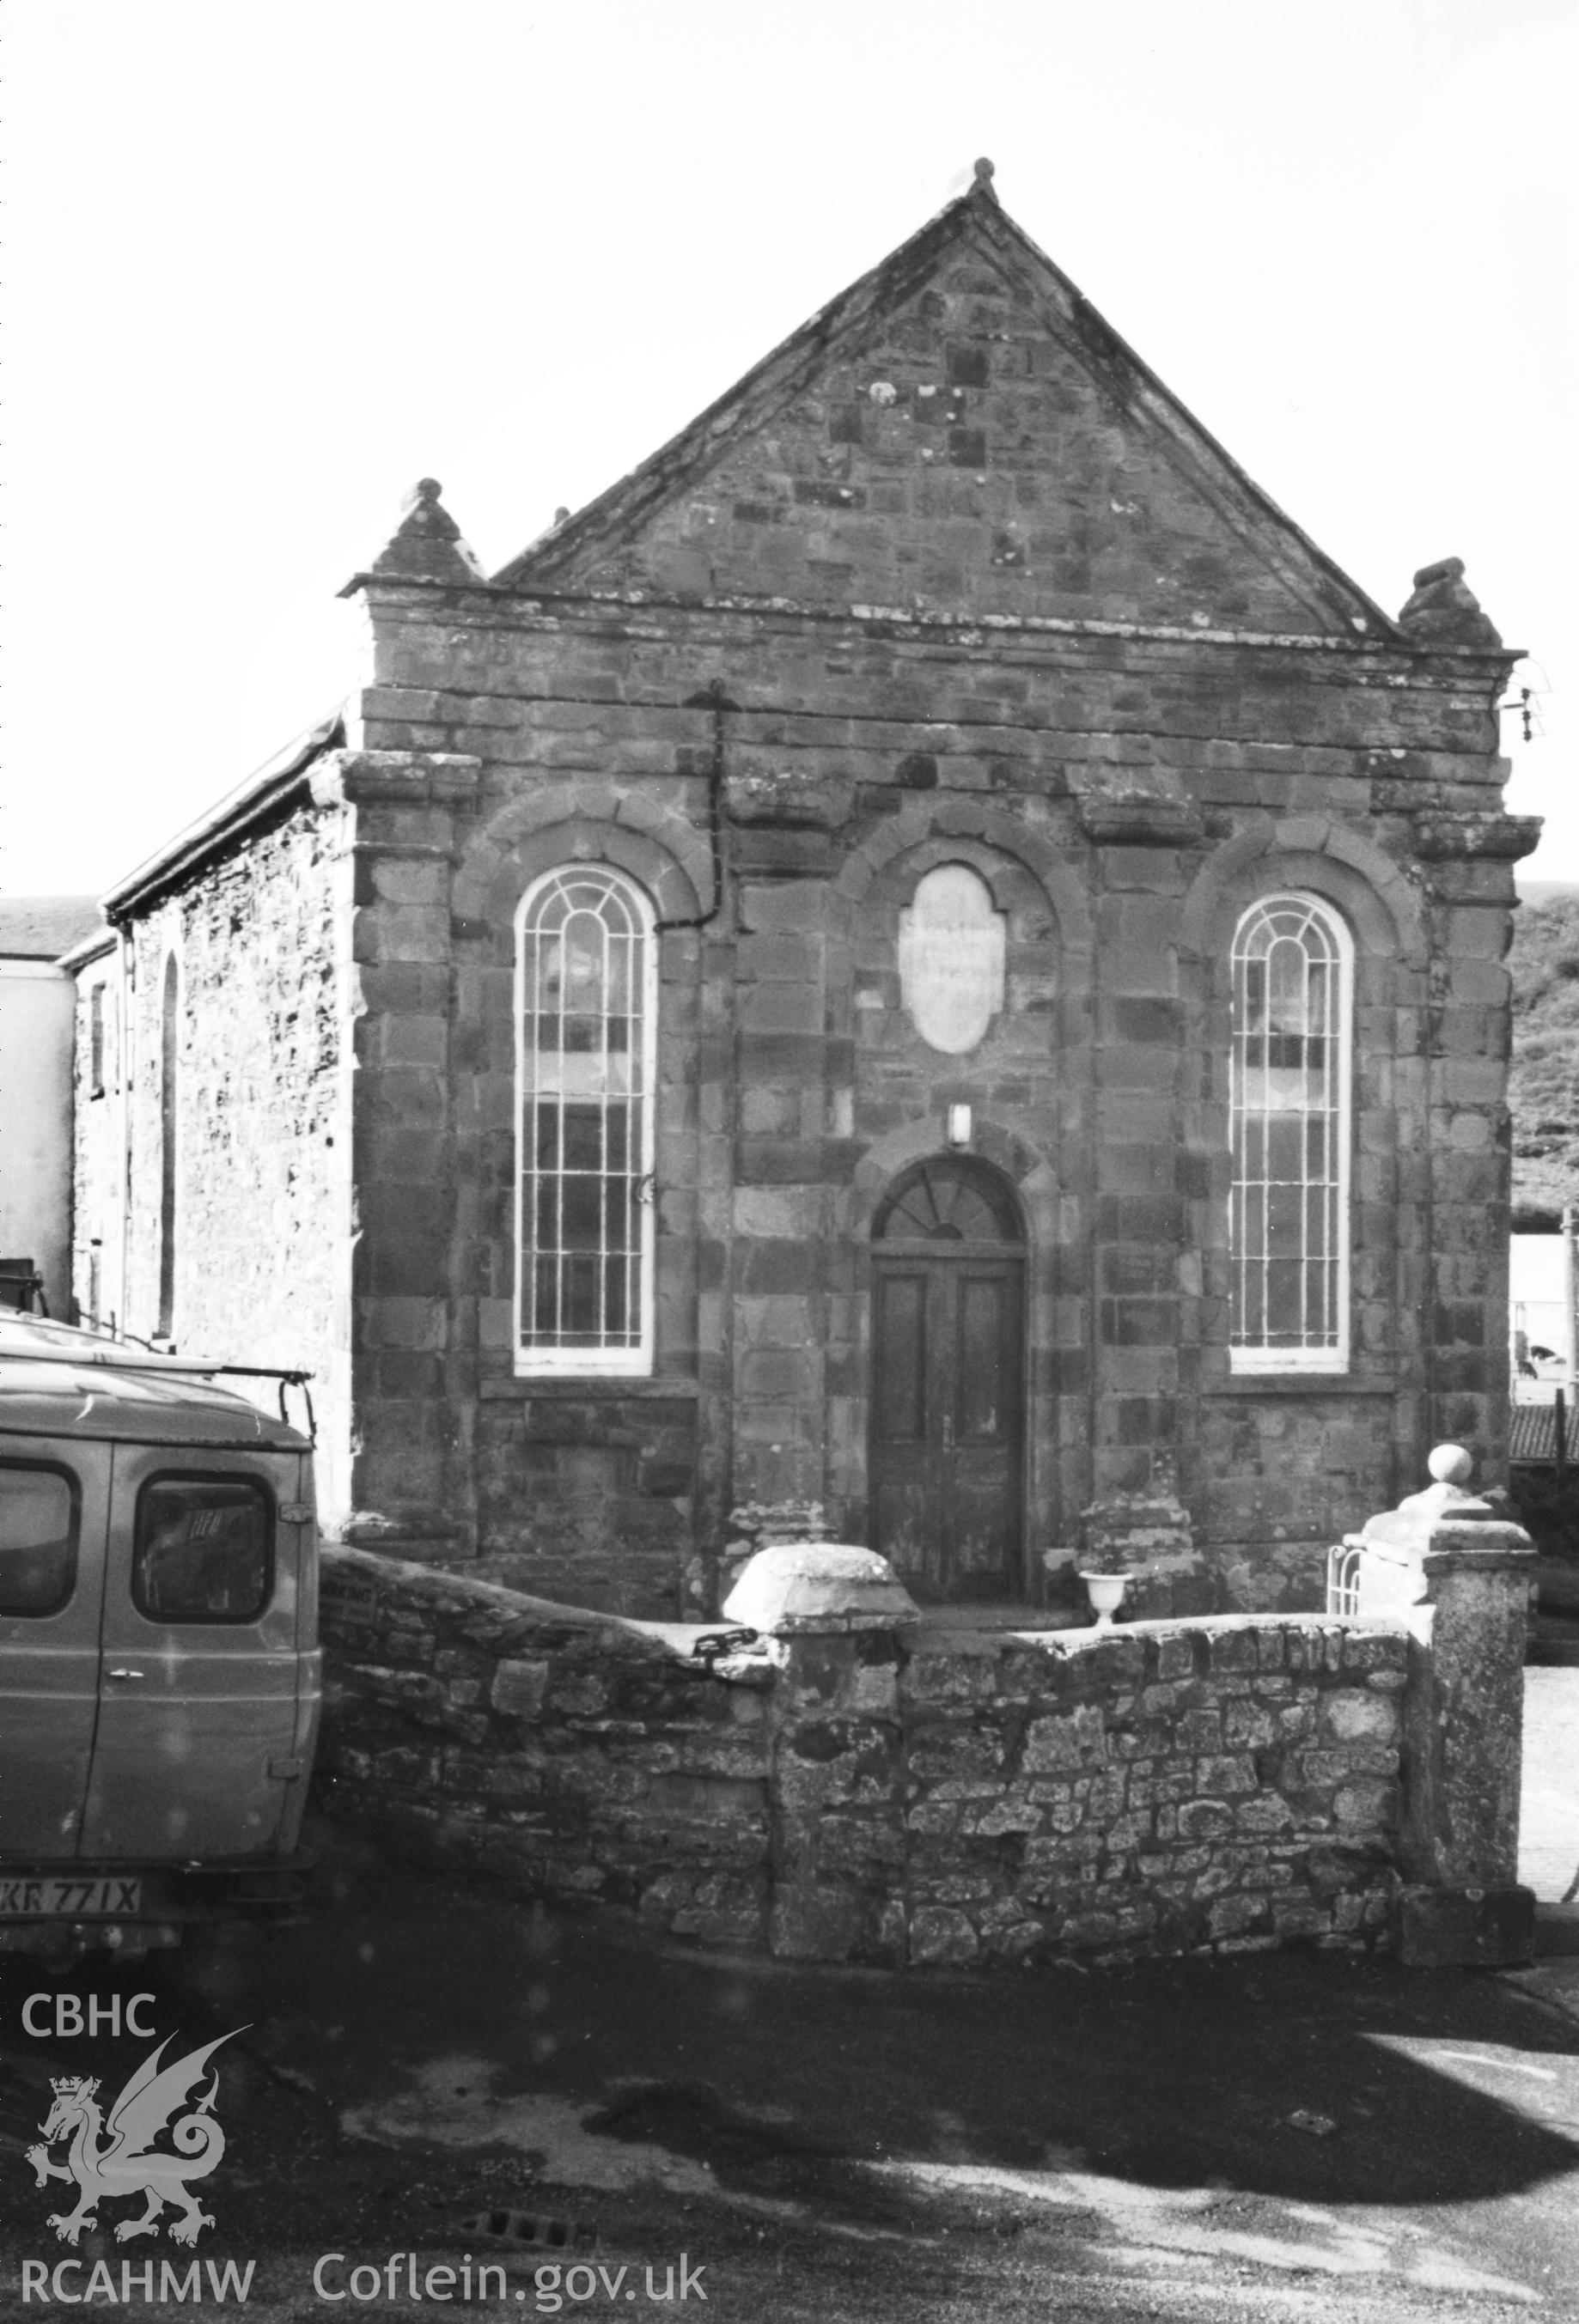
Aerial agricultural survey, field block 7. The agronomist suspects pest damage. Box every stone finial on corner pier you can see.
[1350,1441,1533,1585]
[357,478,490,588]
[1396,557,1503,652]
[1342,1445,1536,1968]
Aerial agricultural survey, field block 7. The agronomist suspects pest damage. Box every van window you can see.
[0,1464,78,1615]
[133,1477,272,1624]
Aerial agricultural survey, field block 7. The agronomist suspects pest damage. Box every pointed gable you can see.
[497,179,1395,642]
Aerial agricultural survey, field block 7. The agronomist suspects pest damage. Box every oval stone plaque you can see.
[897,864,1006,1054]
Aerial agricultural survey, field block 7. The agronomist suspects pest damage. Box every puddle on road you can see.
[341,2056,719,2197]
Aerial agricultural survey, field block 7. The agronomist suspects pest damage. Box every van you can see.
[0,1314,320,1959]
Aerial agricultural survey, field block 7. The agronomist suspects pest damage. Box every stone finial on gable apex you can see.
[971,156,998,202]
[1396,556,1502,651]
[365,478,490,586]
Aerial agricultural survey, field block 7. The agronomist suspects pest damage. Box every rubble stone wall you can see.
[317,1548,1406,1964]
[86,805,357,1518]
[317,1548,774,1948]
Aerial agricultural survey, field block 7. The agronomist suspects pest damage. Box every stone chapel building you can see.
[71,166,1533,1620]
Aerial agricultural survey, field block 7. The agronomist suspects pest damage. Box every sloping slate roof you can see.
[1509,1403,1579,1463]
[101,707,344,921]
[0,896,105,960]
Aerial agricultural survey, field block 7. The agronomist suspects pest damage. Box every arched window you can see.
[515,867,656,1373]
[157,953,179,1340]
[1229,894,1351,1371]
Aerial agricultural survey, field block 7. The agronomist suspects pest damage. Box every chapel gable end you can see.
[499,170,1393,642]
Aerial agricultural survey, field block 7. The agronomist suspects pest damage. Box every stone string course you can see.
[317,1547,1405,1965]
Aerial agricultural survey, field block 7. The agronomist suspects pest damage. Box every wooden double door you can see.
[867,1161,1027,1603]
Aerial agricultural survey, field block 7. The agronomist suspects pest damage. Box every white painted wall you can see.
[0,960,76,1312]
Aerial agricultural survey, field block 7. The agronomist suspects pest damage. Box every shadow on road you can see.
[176,1813,1579,2222]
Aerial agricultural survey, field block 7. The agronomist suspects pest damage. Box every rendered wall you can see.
[0,963,77,1315]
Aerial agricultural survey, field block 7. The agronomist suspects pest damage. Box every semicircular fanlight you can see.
[872,1158,1022,1244]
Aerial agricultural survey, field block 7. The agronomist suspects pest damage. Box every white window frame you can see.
[514,866,657,1377]
[1228,891,1352,1374]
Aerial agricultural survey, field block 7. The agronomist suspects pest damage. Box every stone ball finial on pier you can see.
[1342,1442,1536,1968]
[1351,1441,1533,1567]
[1428,1444,1474,1487]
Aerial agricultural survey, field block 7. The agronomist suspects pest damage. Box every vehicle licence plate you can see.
[0,1876,143,1918]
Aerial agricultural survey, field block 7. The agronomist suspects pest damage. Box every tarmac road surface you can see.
[3,1809,1579,2322]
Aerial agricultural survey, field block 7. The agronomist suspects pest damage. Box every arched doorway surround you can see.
[868,1156,1027,1603]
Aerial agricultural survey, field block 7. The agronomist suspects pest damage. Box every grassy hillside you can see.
[1509,891,1579,1226]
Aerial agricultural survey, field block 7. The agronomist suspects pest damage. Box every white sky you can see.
[4,0,1576,899]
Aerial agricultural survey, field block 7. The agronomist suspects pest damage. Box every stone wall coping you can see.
[321,1542,740,1667]
[906,1609,1406,1658]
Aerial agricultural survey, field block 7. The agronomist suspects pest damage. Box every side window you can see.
[1229,892,1352,1372]
[88,985,106,1098]
[515,866,656,1374]
[133,1476,272,1624]
[0,1463,79,1617]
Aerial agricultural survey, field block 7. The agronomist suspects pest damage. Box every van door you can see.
[80,1445,304,1861]
[0,1442,110,1858]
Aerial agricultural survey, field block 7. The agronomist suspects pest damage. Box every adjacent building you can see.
[1,897,105,1314]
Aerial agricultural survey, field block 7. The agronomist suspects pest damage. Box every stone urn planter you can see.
[1079,1571,1131,1627]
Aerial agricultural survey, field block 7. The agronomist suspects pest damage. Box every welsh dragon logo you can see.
[26,2029,245,2247]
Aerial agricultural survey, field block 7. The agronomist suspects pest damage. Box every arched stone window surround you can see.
[832,797,1094,964]
[1180,818,1426,974]
[1180,823,1427,1386]
[454,788,710,932]
[843,834,1057,1042]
